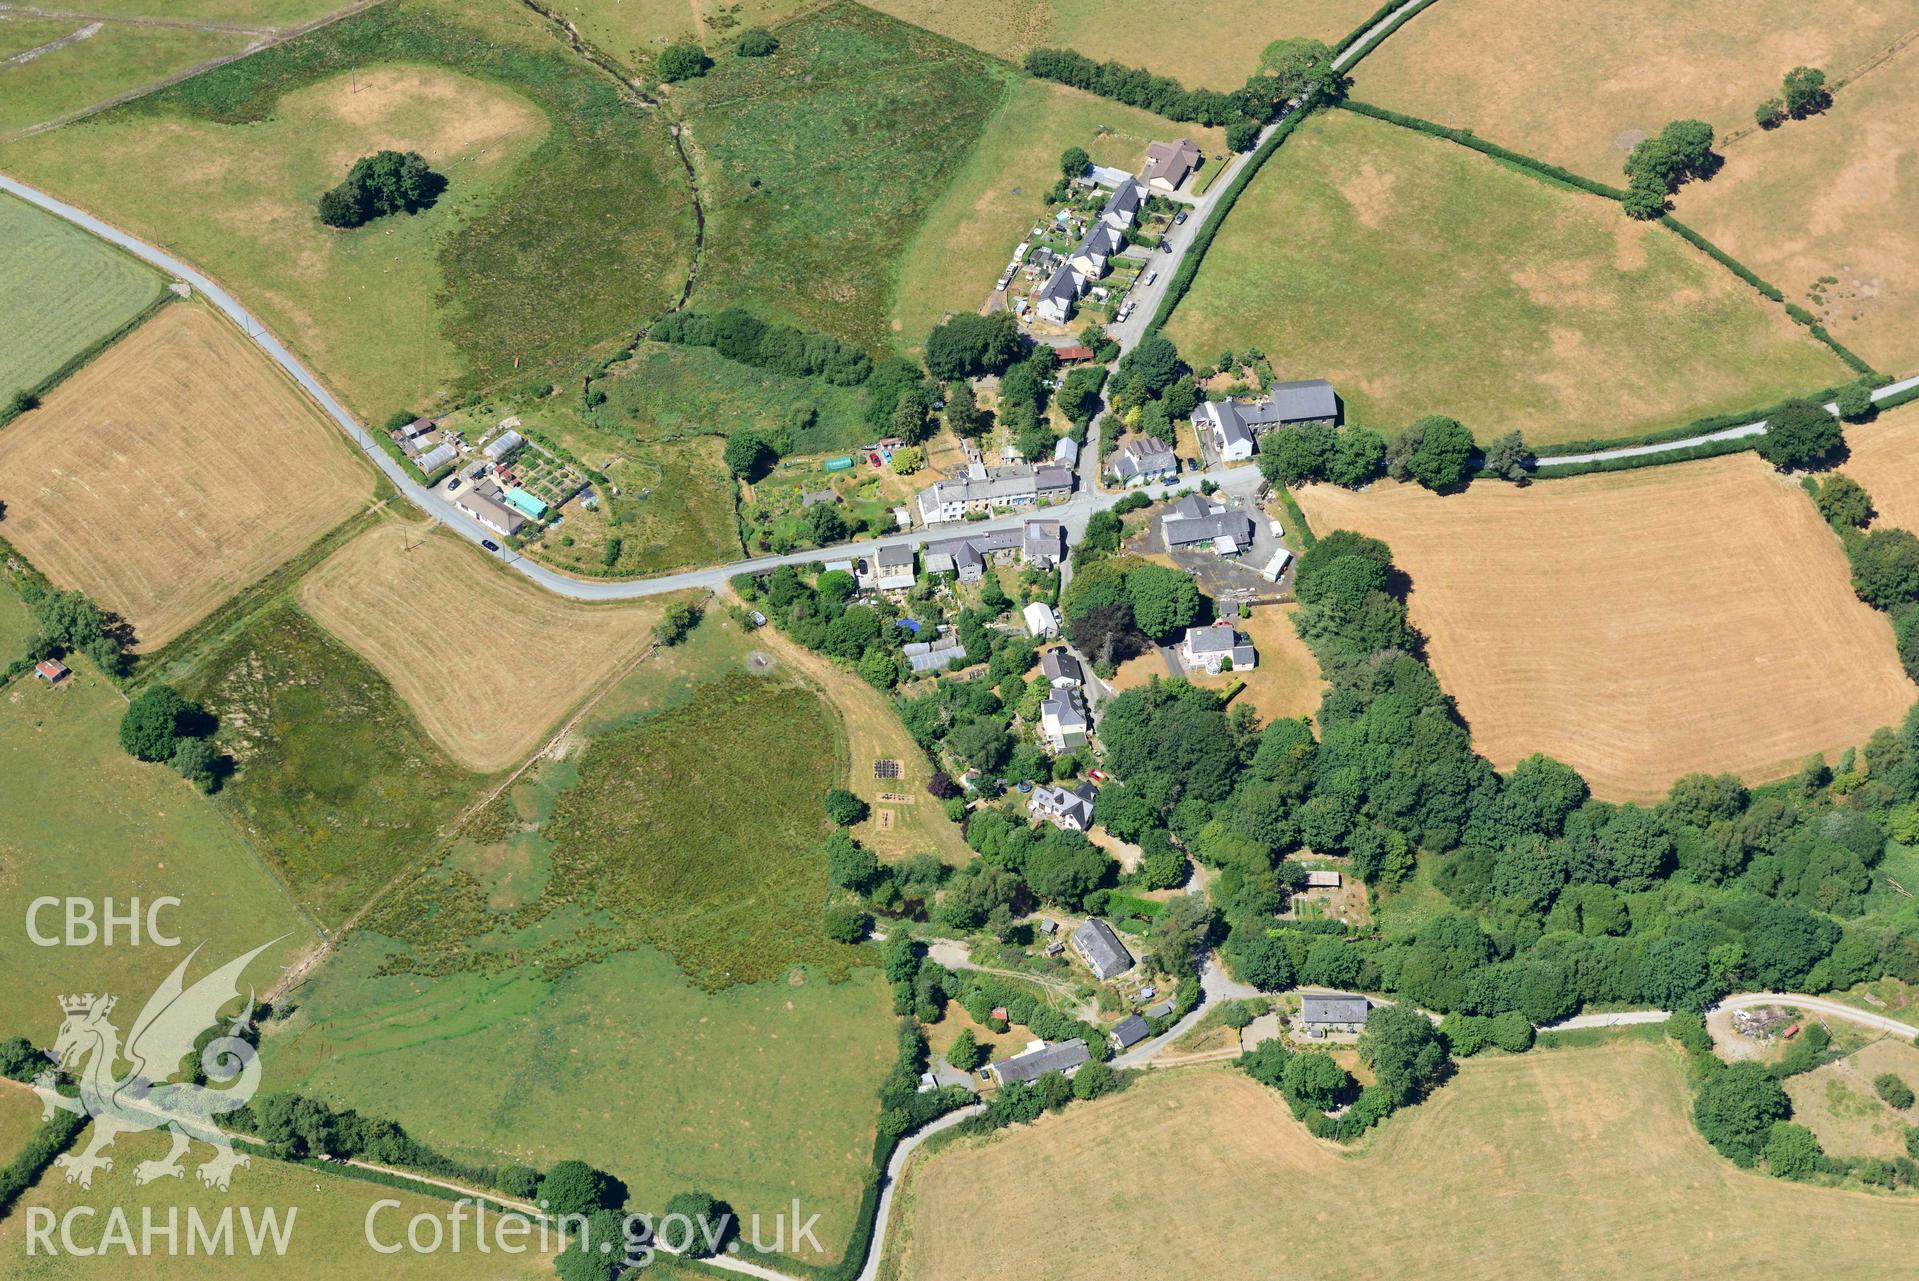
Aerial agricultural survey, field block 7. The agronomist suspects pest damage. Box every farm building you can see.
[1299,993,1371,1035]
[1072,918,1133,980]
[1192,382,1340,461]
[1028,780,1097,832]
[34,659,69,683]
[1111,1014,1152,1050]
[987,1038,1090,1086]
[415,442,458,473]
[1142,138,1201,192]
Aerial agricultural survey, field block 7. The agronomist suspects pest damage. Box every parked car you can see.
[1143,271,1158,287]
[481,539,500,553]
[446,478,463,493]
[1173,210,1188,226]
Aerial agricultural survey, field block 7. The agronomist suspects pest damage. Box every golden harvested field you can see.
[886,1043,1918,1281]
[1353,0,1919,181]
[1297,458,1916,800]
[1835,405,1919,529]
[296,522,668,772]
[1675,46,1919,373]
[0,303,369,649]
[865,0,1381,86]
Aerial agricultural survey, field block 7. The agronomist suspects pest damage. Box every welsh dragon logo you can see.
[32,940,279,1191]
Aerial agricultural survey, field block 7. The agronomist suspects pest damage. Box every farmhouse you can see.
[455,481,526,537]
[987,1038,1091,1086]
[1040,648,1084,688]
[1191,381,1339,461]
[1072,918,1134,980]
[1161,493,1253,552]
[1142,138,1201,192]
[34,659,69,683]
[874,545,917,591]
[1110,435,1179,486]
[1182,622,1257,675]
[1111,1013,1152,1050]
[1024,601,1059,640]
[1299,993,1371,1035]
[1039,686,1089,752]
[1028,780,1096,831]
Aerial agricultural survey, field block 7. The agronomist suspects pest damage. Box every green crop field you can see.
[0,1123,556,1279]
[0,192,159,403]
[677,2,1005,353]
[0,21,250,134]
[0,655,317,1046]
[0,0,694,420]
[1166,109,1850,445]
[180,605,485,929]
[892,78,1226,350]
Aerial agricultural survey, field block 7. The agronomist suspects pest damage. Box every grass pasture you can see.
[1199,602,1324,726]
[548,0,819,69]
[1296,457,1916,800]
[1834,405,1919,530]
[1786,1036,1919,1160]
[0,191,159,403]
[1351,0,1919,183]
[0,1123,555,1280]
[1675,43,1919,373]
[0,304,369,650]
[0,19,249,134]
[886,1043,1917,1281]
[892,78,1225,348]
[0,1080,47,1163]
[863,0,1380,85]
[0,0,694,418]
[182,604,485,927]
[1166,109,1848,444]
[0,657,317,1045]
[677,2,1005,353]
[295,522,668,772]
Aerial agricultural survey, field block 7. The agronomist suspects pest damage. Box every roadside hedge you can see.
[0,1110,87,1218]
[1530,383,1859,457]
[1333,0,1445,64]
[1338,101,1630,200]
[1530,433,1759,480]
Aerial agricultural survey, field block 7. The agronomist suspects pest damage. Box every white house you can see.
[1182,622,1256,675]
[1028,780,1096,831]
[1110,435,1179,486]
[1040,648,1084,688]
[1039,687,1090,752]
[1023,601,1059,639]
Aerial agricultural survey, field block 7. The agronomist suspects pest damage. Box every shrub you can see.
[824,787,870,826]
[1875,1073,1916,1111]
[823,900,873,943]
[1763,1121,1824,1180]
[1814,474,1873,528]
[735,27,778,56]
[1835,382,1876,423]
[658,43,711,82]
[1488,1010,1535,1054]
[1755,97,1786,129]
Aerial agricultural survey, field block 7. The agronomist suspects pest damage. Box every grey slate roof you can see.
[1184,625,1238,656]
[1102,180,1142,223]
[1299,994,1372,1025]
[1040,649,1084,685]
[1111,435,1178,481]
[875,545,915,571]
[1111,1014,1152,1049]
[991,1038,1091,1085]
[1142,1000,1174,1019]
[1266,378,1338,423]
[1042,687,1089,733]
[1073,918,1133,980]
[1162,494,1253,548]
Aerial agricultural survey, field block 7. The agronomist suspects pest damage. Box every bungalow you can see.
[1054,345,1096,364]
[481,430,524,463]
[1181,623,1257,675]
[455,481,525,537]
[1023,600,1059,640]
[987,1038,1091,1086]
[1072,918,1134,980]
[1111,1013,1152,1050]
[1040,648,1084,688]
[1039,686,1089,752]
[33,659,68,684]
[1142,137,1202,193]
[874,544,917,591]
[1299,993,1372,1035]
[1110,435,1179,486]
[1161,493,1253,552]
[1028,780,1097,832]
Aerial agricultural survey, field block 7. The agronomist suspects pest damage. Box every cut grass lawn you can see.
[0,655,317,1045]
[0,20,250,134]
[886,1041,1918,1281]
[297,522,668,772]
[181,604,486,928]
[0,190,159,403]
[0,303,371,650]
[1296,457,1917,800]
[1675,44,1919,374]
[268,939,894,1266]
[1352,0,1919,188]
[864,0,1380,86]
[0,1122,555,1279]
[892,77,1225,349]
[0,0,694,418]
[1833,404,1919,530]
[677,2,1005,354]
[1165,109,1850,445]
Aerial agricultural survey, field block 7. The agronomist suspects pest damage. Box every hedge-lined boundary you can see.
[1333,0,1446,66]
[1875,382,1919,413]
[1532,382,1860,456]
[0,1109,87,1218]
[1529,432,1759,480]
[0,292,174,430]
[1273,486,1317,549]
[1340,102,1880,379]
[1145,106,1317,337]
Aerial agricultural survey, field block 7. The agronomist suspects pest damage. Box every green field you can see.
[546,0,818,70]
[0,656,317,1045]
[678,2,1006,352]
[0,1123,555,1279]
[0,0,694,419]
[0,580,36,666]
[892,77,1226,349]
[0,21,250,133]
[0,1081,45,1164]
[180,605,485,928]
[0,192,159,402]
[1166,109,1851,445]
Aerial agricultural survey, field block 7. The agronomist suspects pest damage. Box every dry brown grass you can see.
[0,303,369,648]
[1835,405,1919,530]
[1296,458,1916,800]
[296,522,665,772]
[1354,0,1919,181]
[886,1042,1918,1281]
[1787,1036,1919,1160]
[1674,46,1919,373]
[1193,602,1323,725]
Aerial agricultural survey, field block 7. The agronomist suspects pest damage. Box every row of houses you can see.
[922,521,1064,578]
[1034,178,1145,325]
[916,462,1074,525]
